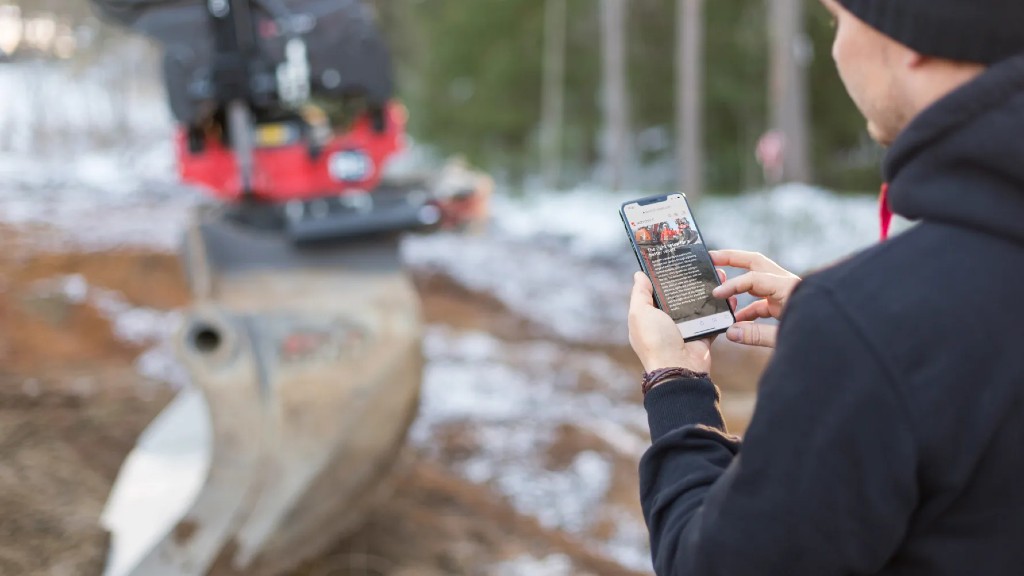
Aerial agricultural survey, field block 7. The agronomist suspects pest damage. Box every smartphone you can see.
[621,193,735,341]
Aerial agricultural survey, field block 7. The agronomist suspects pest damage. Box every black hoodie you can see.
[639,54,1024,575]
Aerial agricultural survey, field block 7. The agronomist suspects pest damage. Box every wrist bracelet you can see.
[642,367,709,396]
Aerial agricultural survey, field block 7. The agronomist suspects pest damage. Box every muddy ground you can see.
[0,228,769,576]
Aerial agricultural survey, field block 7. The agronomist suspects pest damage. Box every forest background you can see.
[2,0,881,195]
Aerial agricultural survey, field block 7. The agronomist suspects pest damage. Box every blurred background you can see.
[0,1,890,575]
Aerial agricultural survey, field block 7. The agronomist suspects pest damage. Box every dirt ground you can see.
[0,238,182,575]
[0,228,767,576]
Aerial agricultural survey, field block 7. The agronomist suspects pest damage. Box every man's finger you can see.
[630,272,655,312]
[717,268,727,284]
[634,271,653,294]
[735,299,773,322]
[712,271,791,301]
[709,250,787,274]
[725,321,779,349]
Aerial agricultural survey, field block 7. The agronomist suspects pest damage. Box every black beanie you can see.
[838,0,1024,65]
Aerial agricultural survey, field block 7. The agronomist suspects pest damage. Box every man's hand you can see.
[628,272,714,373]
[710,250,801,349]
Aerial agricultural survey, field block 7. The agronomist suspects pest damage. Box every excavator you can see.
[88,1,490,574]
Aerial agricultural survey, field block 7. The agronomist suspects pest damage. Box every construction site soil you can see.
[0,226,768,576]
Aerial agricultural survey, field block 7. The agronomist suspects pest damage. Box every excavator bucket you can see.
[102,208,422,576]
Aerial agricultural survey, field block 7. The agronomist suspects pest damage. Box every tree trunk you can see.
[768,0,812,183]
[599,0,630,191]
[540,0,567,190]
[677,0,704,201]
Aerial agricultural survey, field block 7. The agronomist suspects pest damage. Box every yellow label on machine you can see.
[255,123,299,147]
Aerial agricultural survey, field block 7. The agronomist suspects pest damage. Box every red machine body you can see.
[177,103,407,202]
[94,0,490,244]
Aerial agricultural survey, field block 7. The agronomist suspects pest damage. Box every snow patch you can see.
[32,274,175,344]
[602,509,655,572]
[490,554,575,576]
[413,326,652,572]
[31,274,188,387]
[487,183,883,269]
[0,57,170,156]
[402,232,629,344]
[490,449,611,533]
[134,344,191,389]
[403,183,894,345]
[0,60,201,252]
[90,289,179,347]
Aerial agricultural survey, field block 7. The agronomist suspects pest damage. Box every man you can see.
[676,218,699,246]
[628,1,1024,574]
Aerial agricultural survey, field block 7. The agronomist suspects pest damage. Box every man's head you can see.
[820,0,1024,146]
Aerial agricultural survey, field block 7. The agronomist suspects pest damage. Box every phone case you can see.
[620,193,735,342]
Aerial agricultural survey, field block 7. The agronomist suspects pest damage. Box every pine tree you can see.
[677,0,704,200]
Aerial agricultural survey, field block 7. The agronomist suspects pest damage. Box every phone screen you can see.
[622,194,734,339]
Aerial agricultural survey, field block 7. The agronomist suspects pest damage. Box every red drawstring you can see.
[879,183,893,241]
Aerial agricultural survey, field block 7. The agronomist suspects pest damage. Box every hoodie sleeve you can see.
[639,282,918,576]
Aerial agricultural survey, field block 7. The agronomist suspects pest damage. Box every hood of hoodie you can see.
[884,53,1024,244]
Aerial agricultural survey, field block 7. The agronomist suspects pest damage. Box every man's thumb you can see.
[726,322,778,349]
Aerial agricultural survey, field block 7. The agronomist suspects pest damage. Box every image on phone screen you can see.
[622,194,734,340]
